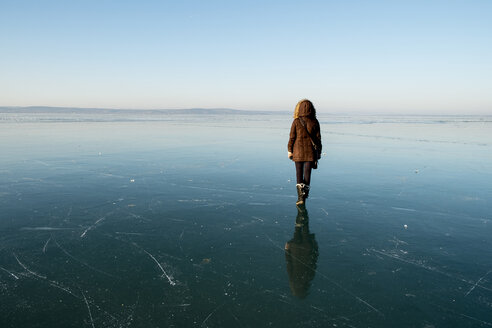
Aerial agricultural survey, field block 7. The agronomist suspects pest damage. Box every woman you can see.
[288,99,322,205]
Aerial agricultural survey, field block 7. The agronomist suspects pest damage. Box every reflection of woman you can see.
[288,99,322,205]
[284,206,319,299]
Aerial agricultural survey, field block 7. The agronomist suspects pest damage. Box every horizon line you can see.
[1,105,491,116]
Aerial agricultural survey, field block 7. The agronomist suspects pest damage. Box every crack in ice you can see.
[465,270,492,297]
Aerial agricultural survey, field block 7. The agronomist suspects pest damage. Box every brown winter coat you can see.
[288,114,322,162]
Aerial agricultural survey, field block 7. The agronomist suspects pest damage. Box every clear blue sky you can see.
[1,0,491,114]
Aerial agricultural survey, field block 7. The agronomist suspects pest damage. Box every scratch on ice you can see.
[13,253,47,279]
[465,270,492,297]
[82,291,96,328]
[54,239,118,279]
[201,302,226,328]
[370,248,492,293]
[81,215,108,238]
[142,249,176,286]
[0,266,19,280]
[43,236,51,253]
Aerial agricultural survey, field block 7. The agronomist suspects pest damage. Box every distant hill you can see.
[0,106,286,115]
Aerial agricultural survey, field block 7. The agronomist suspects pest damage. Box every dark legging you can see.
[295,161,314,185]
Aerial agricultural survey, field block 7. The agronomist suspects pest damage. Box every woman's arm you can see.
[288,120,297,159]
[316,120,322,154]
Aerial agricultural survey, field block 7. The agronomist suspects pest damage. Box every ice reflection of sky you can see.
[1,113,491,327]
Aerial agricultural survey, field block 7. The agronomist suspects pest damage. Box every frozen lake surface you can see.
[1,111,492,327]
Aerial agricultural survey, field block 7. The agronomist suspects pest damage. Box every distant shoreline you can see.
[1,106,490,117]
[0,106,284,116]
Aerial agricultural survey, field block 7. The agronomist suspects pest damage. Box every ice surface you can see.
[1,112,491,327]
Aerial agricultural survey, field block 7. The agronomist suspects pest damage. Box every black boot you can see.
[303,184,310,202]
[296,183,305,206]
